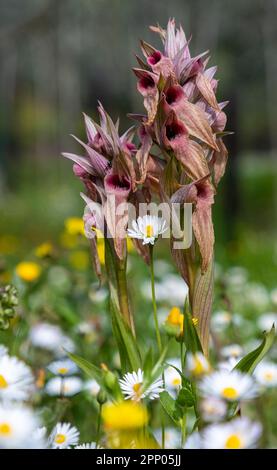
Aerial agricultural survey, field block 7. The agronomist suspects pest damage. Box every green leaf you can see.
[183,303,203,354]
[176,387,195,408]
[234,326,275,374]
[66,352,102,383]
[159,391,182,425]
[143,347,153,379]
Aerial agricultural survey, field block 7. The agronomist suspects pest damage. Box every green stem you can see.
[96,403,102,449]
[149,244,165,448]
[149,245,162,354]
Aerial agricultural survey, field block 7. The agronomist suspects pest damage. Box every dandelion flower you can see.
[45,377,83,397]
[50,422,79,449]
[202,417,262,449]
[127,215,167,245]
[254,361,277,388]
[187,352,211,377]
[15,262,41,282]
[48,359,78,376]
[102,401,148,430]
[0,355,34,401]
[0,404,41,449]
[65,217,85,236]
[119,369,163,401]
[35,242,53,258]
[165,306,184,335]
[199,370,259,402]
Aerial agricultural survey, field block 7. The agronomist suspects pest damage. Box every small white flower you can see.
[29,323,75,356]
[45,377,83,397]
[154,427,180,449]
[0,355,34,402]
[32,426,47,448]
[0,403,41,449]
[221,344,244,359]
[119,368,163,401]
[218,357,240,372]
[184,432,202,449]
[254,361,277,388]
[257,312,277,332]
[200,397,227,423]
[75,442,97,449]
[127,215,167,245]
[199,370,259,402]
[50,422,79,449]
[202,417,262,449]
[211,310,232,332]
[48,359,78,376]
[186,352,211,377]
[164,359,182,393]
[84,379,100,397]
[0,345,8,357]
[270,288,277,306]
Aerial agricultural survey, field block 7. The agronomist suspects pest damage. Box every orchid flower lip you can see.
[104,173,131,192]
[147,50,162,66]
[165,120,187,141]
[165,85,185,106]
[139,75,156,90]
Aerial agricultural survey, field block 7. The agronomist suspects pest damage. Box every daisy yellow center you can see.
[145,225,154,238]
[222,387,238,400]
[0,374,8,389]
[58,367,69,375]
[133,382,142,396]
[55,433,66,444]
[0,423,12,436]
[264,372,273,381]
[192,357,206,376]
[225,434,242,449]
[172,377,181,386]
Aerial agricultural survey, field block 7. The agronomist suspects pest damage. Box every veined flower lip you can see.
[164,85,186,106]
[165,118,188,142]
[147,50,162,66]
[104,172,131,195]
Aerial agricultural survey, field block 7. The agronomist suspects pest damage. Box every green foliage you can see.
[235,326,275,374]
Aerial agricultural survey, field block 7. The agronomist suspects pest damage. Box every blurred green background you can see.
[0,0,276,285]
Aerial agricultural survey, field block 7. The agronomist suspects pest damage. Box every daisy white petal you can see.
[45,377,83,397]
[254,361,277,388]
[202,417,262,449]
[119,368,163,401]
[199,370,259,402]
[50,422,79,449]
[0,355,34,402]
[48,359,78,376]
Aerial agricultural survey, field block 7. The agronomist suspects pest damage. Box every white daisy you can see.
[199,370,259,402]
[186,352,211,377]
[164,359,182,393]
[184,432,202,449]
[0,403,40,449]
[200,397,227,423]
[75,442,97,449]
[29,323,75,356]
[221,344,244,359]
[270,288,277,306]
[211,310,232,332]
[254,361,277,388]
[257,312,277,332]
[127,215,167,245]
[202,417,262,449]
[48,359,78,376]
[0,354,34,401]
[119,369,163,401]
[50,422,79,449]
[154,427,180,449]
[45,377,83,397]
[218,357,240,372]
[32,426,47,448]
[84,379,100,397]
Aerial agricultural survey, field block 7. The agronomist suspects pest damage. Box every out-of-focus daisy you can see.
[245,283,269,309]
[75,442,97,449]
[48,359,78,376]
[154,427,180,449]
[199,370,259,402]
[164,359,182,393]
[119,369,163,401]
[102,401,148,430]
[211,310,232,332]
[0,404,40,449]
[270,288,277,306]
[50,422,79,449]
[218,357,240,372]
[29,323,75,355]
[224,267,248,287]
[187,352,211,377]
[221,344,244,359]
[32,426,47,448]
[257,312,277,332]
[202,417,262,449]
[45,377,83,397]
[254,361,277,388]
[84,379,100,397]
[15,262,41,283]
[0,355,34,401]
[0,345,8,357]
[127,215,167,245]
[184,432,202,449]
[200,397,227,423]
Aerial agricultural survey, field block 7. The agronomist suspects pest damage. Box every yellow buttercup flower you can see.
[65,217,85,236]
[166,307,184,334]
[102,401,148,430]
[15,262,41,282]
[35,242,53,258]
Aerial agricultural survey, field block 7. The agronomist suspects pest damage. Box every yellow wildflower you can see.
[15,262,41,282]
[35,242,53,258]
[69,250,89,270]
[65,217,85,236]
[102,401,148,430]
[166,306,184,334]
